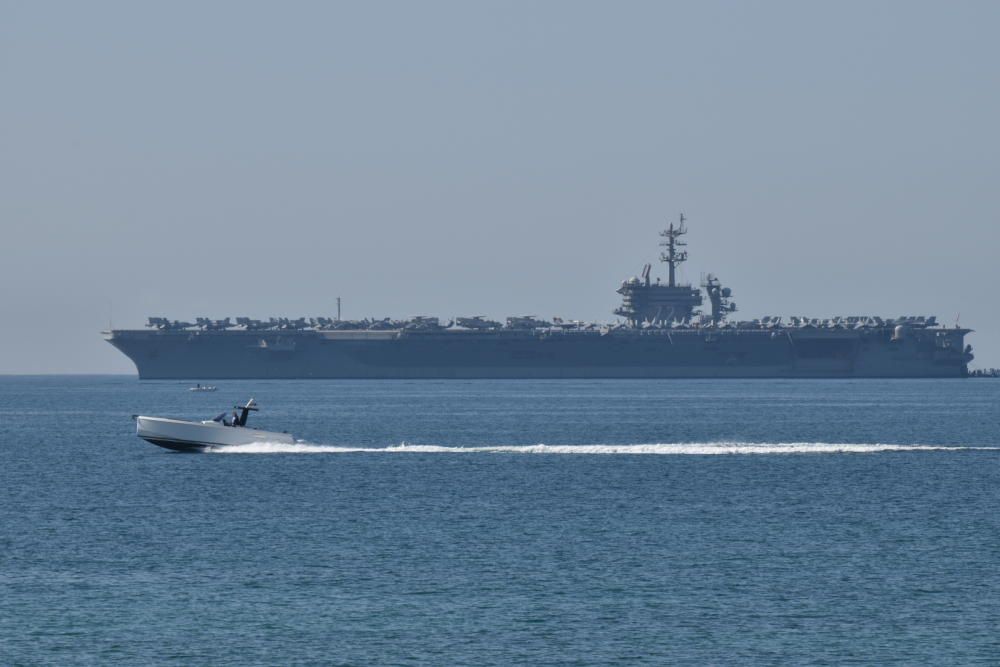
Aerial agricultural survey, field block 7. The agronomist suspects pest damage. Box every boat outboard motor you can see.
[233,398,258,427]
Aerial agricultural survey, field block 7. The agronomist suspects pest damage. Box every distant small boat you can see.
[135,398,294,452]
[189,383,217,392]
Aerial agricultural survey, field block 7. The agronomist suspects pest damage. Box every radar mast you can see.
[659,213,688,287]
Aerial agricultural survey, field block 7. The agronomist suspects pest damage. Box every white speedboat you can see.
[189,383,217,392]
[135,398,294,452]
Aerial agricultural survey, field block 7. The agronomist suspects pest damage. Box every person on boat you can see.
[232,410,240,427]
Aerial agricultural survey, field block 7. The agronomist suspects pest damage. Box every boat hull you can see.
[107,327,973,379]
[136,416,294,452]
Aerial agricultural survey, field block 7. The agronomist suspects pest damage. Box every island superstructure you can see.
[105,217,974,379]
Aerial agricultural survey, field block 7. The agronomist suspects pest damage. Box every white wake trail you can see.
[208,442,1000,455]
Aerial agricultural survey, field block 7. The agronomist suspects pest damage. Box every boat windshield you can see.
[211,412,227,423]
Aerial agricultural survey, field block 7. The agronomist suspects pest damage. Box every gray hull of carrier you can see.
[107,324,971,379]
[104,216,974,379]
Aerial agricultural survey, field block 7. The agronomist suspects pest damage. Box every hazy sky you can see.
[2,1,998,373]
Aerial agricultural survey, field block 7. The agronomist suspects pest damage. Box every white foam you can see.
[208,441,999,455]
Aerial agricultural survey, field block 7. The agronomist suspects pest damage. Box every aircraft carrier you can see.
[105,217,974,379]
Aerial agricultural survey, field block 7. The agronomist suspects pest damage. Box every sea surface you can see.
[2,376,1000,665]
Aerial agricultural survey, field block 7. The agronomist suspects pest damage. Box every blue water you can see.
[2,377,1000,665]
